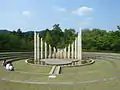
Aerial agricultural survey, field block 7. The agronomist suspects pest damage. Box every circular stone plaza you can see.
[0,29,120,90]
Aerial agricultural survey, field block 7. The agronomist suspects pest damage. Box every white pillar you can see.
[34,31,37,64]
[68,44,70,59]
[78,28,82,60]
[75,37,78,59]
[48,44,51,58]
[80,29,82,60]
[37,33,39,64]
[40,38,43,65]
[45,42,47,59]
[71,43,74,59]
[64,47,66,59]
[40,38,43,59]
[60,50,63,59]
[53,47,56,58]
[58,49,60,58]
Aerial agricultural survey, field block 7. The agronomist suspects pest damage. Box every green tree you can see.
[51,24,63,48]
[117,25,120,30]
[45,31,52,45]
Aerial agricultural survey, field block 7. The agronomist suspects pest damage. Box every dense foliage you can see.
[0,24,120,52]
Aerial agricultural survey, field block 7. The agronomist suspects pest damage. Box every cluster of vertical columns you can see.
[34,28,82,64]
[34,31,53,64]
[62,28,82,60]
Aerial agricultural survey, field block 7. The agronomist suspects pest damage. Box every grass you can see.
[0,59,118,82]
[0,79,120,90]
[0,53,120,90]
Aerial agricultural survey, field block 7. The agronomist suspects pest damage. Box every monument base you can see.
[41,59,79,65]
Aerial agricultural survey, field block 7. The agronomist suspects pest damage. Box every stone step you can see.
[49,66,56,75]
[55,66,61,75]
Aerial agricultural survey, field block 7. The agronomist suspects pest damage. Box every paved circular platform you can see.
[41,59,79,65]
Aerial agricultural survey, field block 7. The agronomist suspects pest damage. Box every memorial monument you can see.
[34,28,82,66]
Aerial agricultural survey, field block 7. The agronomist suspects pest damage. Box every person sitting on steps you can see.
[5,61,14,71]
[2,60,7,67]
[9,61,14,71]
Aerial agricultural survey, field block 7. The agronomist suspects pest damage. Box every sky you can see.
[0,0,120,31]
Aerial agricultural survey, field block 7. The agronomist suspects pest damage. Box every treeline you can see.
[0,24,120,52]
[0,24,77,52]
[0,29,34,52]
[82,26,120,52]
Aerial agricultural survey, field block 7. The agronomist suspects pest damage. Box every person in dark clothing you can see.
[2,60,7,67]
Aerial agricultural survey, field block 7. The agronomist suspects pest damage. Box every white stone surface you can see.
[48,75,56,79]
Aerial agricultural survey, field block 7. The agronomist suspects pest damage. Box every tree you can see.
[45,31,52,45]
[16,28,23,38]
[63,28,77,47]
[117,25,120,30]
[1,24,120,53]
[51,24,63,48]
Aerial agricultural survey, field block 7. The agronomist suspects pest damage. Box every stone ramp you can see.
[49,65,61,75]
[55,66,61,75]
[49,66,56,75]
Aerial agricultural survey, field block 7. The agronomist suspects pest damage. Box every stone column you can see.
[80,28,82,60]
[48,45,51,58]
[75,37,78,59]
[37,33,39,64]
[78,28,82,60]
[34,31,37,64]
[60,50,63,59]
[64,47,66,59]
[71,43,74,59]
[40,38,43,64]
[53,47,56,58]
[68,44,70,59]
[45,42,47,59]
[58,49,60,58]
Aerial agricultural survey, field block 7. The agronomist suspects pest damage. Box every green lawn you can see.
[0,56,120,90]
[0,79,120,90]
[0,59,119,82]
